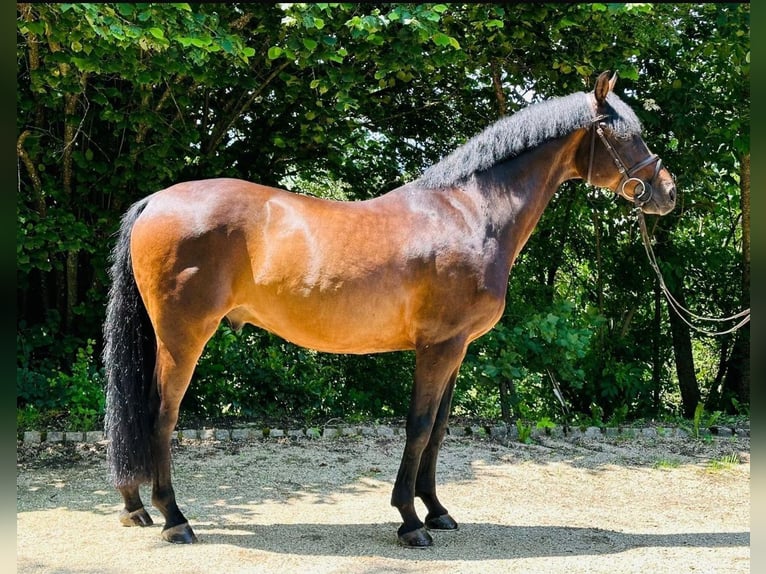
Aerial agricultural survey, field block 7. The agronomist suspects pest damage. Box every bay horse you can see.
[103,71,676,547]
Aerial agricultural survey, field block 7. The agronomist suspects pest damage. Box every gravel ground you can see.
[17,431,749,574]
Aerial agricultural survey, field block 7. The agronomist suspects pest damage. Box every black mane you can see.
[417,91,643,189]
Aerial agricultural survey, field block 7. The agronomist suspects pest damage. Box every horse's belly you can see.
[227,290,414,354]
[228,277,505,355]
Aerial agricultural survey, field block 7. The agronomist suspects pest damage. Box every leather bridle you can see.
[586,117,664,208]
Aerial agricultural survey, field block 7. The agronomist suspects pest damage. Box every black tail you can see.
[103,198,155,488]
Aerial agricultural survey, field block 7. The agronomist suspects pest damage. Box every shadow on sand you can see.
[187,521,749,561]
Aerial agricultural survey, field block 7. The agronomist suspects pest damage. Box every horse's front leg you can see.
[415,370,459,531]
[391,338,466,547]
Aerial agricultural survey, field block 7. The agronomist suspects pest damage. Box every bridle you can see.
[586,116,664,208]
[583,112,749,337]
[585,116,749,336]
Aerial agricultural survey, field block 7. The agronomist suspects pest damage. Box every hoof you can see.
[119,507,153,527]
[161,522,198,544]
[398,526,433,548]
[425,513,458,531]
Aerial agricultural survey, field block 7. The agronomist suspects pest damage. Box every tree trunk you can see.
[665,273,700,418]
[651,276,662,414]
[498,379,513,425]
[490,59,507,117]
[18,6,50,321]
[62,91,81,331]
[591,211,606,366]
[720,152,750,412]
[741,153,750,301]
[705,336,730,411]
[721,326,749,412]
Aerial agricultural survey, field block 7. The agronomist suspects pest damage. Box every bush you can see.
[186,324,413,425]
[461,300,598,422]
[18,338,105,431]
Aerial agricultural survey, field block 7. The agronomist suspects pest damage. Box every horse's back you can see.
[137,178,282,226]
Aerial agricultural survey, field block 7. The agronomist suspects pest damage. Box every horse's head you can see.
[583,71,676,216]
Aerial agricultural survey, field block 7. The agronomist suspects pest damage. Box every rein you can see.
[635,208,751,336]
[587,117,749,337]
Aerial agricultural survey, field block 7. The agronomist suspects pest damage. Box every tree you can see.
[630,3,750,415]
[17,2,259,402]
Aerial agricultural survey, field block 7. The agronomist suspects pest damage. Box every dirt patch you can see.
[17,431,749,574]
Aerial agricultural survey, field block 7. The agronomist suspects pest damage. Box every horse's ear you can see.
[594,70,616,104]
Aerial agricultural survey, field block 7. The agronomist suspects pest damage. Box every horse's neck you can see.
[476,131,585,268]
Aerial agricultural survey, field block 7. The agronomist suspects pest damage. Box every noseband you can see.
[586,118,663,207]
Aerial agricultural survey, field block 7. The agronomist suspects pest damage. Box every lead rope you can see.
[635,209,750,336]
[546,368,570,435]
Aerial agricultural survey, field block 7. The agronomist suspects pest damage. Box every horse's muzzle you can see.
[639,180,676,215]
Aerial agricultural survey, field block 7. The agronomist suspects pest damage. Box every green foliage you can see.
[18,339,104,431]
[607,405,629,428]
[17,405,42,433]
[50,340,105,431]
[706,453,740,472]
[652,458,680,470]
[536,416,556,435]
[516,420,532,444]
[185,325,412,425]
[16,3,749,429]
[691,403,722,439]
[464,299,598,421]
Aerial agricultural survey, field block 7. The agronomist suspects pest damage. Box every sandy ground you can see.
[17,431,749,574]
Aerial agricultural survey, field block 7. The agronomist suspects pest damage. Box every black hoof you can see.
[119,507,153,527]
[425,513,458,531]
[161,522,198,544]
[398,526,433,548]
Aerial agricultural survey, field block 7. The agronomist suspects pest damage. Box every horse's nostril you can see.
[670,188,676,202]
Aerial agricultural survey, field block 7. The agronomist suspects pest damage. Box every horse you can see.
[103,71,676,548]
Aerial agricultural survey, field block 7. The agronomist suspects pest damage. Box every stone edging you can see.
[19,422,749,446]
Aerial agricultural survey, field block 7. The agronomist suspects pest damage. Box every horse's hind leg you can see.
[150,323,218,543]
[118,485,153,527]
